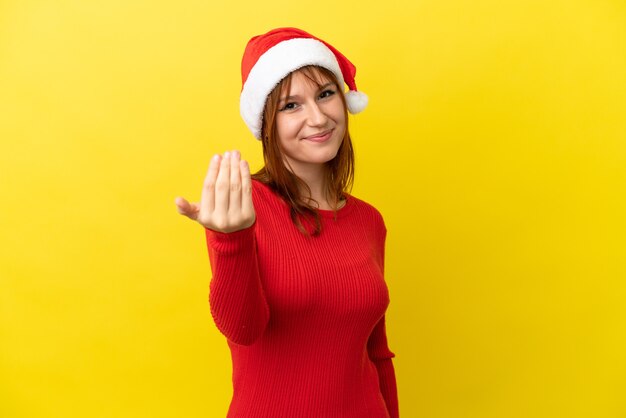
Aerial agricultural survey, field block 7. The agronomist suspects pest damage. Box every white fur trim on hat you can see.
[240,38,345,140]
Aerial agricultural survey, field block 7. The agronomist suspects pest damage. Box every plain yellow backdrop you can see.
[1,0,625,417]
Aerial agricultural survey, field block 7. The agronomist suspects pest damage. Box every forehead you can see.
[281,67,333,93]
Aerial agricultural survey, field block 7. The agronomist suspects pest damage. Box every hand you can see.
[175,150,256,233]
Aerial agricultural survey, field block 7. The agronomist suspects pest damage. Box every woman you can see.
[176,27,399,418]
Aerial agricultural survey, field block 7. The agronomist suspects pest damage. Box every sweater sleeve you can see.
[368,210,399,417]
[205,224,270,346]
[367,315,399,418]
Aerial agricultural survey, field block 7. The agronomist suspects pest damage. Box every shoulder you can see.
[251,178,270,192]
[251,178,276,199]
[346,194,387,234]
[250,178,289,214]
[348,194,385,221]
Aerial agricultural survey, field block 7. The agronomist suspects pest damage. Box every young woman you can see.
[176,27,399,418]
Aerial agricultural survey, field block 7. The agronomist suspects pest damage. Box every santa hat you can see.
[240,27,368,139]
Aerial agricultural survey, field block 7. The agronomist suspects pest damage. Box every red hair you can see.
[251,65,355,236]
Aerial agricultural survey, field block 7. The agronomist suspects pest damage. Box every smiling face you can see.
[274,68,347,177]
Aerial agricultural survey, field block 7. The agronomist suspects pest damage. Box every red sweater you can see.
[205,180,399,418]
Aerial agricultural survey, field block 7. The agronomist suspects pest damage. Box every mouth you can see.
[303,129,334,143]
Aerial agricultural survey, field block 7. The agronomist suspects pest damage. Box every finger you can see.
[229,150,242,210]
[201,154,221,214]
[175,196,199,220]
[214,151,231,214]
[240,159,254,219]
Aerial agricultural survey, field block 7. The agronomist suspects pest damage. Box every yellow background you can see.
[1,0,625,417]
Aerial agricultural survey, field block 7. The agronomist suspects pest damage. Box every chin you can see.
[321,149,341,163]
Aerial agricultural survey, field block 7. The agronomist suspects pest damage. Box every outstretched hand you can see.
[175,150,256,233]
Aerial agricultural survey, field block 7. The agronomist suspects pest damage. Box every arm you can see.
[367,315,399,418]
[176,150,267,345]
[205,225,270,346]
[369,213,399,417]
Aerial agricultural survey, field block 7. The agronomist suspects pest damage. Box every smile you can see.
[303,129,334,143]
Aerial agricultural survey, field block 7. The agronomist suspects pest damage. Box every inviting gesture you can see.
[175,150,255,233]
[178,27,398,418]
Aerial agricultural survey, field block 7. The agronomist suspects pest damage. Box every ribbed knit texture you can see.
[206,180,399,418]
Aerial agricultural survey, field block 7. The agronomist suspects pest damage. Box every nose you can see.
[305,101,328,127]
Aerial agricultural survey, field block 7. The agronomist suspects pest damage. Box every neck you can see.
[289,163,338,210]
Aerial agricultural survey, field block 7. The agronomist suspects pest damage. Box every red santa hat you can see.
[239,27,368,139]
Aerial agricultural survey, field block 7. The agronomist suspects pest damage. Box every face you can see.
[275,69,346,176]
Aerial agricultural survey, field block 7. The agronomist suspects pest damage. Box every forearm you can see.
[206,225,270,345]
[374,358,399,418]
[368,313,399,417]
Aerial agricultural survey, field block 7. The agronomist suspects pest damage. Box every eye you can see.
[319,89,336,99]
[279,102,298,111]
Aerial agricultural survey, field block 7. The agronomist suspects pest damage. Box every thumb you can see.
[175,196,199,220]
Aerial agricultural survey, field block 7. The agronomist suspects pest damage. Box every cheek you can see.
[276,115,301,142]
[330,98,346,125]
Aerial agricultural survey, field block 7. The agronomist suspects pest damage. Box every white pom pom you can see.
[345,90,368,114]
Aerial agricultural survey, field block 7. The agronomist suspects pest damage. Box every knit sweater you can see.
[205,179,398,418]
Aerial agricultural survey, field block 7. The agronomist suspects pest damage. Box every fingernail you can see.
[212,154,220,161]
[224,151,230,159]
[232,150,240,159]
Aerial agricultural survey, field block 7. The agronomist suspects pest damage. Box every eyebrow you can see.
[279,82,335,103]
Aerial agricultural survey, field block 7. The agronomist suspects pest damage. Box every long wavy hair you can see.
[251,65,355,236]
